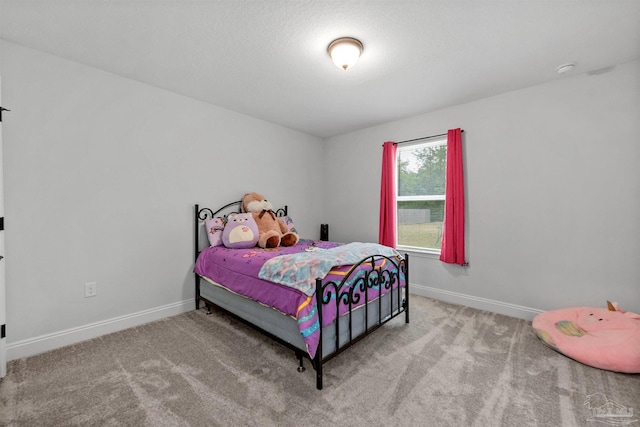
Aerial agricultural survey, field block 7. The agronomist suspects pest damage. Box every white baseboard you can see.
[7,299,194,361]
[410,284,543,321]
[6,288,541,361]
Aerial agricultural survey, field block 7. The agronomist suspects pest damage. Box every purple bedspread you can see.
[194,239,404,358]
[194,240,340,318]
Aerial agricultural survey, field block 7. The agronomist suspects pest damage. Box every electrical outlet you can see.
[85,282,97,298]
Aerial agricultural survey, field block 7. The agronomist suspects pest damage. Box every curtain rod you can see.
[392,129,464,146]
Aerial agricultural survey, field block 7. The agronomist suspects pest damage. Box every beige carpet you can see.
[1,295,638,426]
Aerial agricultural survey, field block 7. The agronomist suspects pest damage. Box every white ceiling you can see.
[1,0,639,138]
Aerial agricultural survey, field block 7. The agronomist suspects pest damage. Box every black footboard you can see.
[312,253,409,390]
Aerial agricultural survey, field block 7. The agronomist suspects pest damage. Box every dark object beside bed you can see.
[193,201,409,389]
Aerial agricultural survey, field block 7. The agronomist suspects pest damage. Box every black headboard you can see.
[194,201,288,262]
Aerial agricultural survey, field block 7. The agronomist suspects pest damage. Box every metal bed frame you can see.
[194,201,409,389]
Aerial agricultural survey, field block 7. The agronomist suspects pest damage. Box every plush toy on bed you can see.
[532,301,640,374]
[241,192,299,249]
[221,213,259,249]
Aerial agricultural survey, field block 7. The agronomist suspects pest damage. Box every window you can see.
[396,136,447,252]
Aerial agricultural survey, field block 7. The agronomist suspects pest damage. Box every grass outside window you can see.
[397,221,443,250]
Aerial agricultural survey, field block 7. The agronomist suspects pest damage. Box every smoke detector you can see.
[555,63,576,74]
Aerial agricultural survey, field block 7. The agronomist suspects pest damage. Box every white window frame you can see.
[396,136,447,255]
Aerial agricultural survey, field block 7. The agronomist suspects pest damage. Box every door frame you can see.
[0,74,7,378]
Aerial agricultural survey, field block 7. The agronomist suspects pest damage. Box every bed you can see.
[193,201,409,389]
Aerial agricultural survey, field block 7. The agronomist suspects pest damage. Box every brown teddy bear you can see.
[241,192,299,248]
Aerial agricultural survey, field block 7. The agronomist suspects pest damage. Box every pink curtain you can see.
[440,128,466,265]
[379,141,397,247]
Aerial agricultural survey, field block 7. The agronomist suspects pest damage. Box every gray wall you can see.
[323,60,640,317]
[1,41,325,351]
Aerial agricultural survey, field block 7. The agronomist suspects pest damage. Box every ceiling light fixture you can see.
[328,37,363,71]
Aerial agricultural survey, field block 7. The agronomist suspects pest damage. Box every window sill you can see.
[396,246,441,259]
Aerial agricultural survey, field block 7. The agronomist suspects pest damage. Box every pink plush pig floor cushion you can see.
[532,302,640,374]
